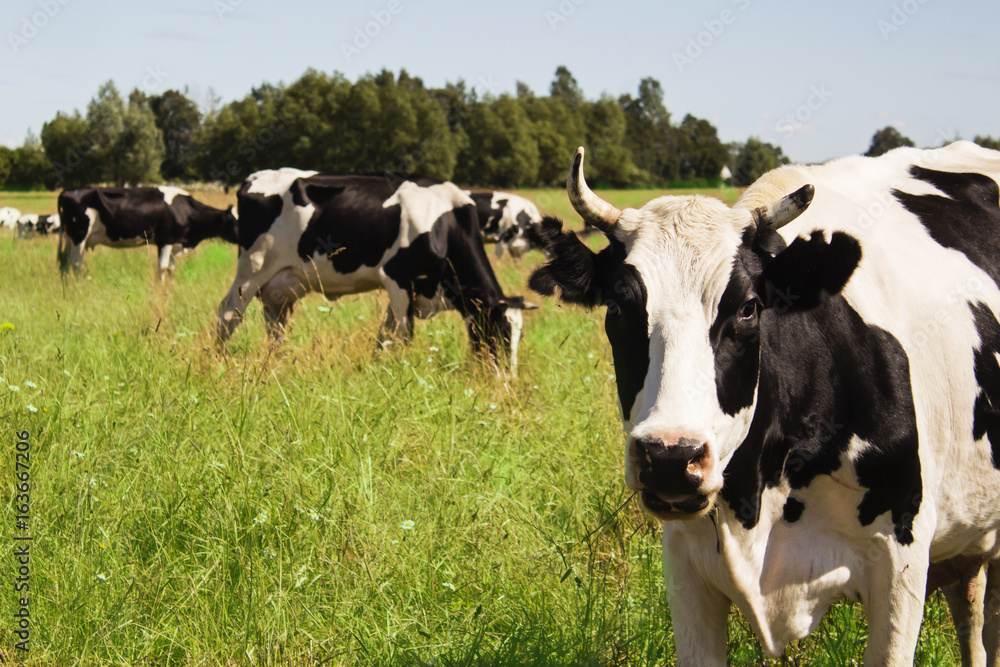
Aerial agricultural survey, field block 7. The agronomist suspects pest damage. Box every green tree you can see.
[0,146,12,187]
[675,114,728,180]
[865,126,914,157]
[150,89,201,180]
[731,138,789,186]
[41,111,97,187]
[974,135,1000,151]
[550,66,583,109]
[523,96,587,185]
[9,132,52,189]
[86,80,126,183]
[583,96,641,187]
[117,90,165,184]
[620,77,675,180]
[457,95,539,187]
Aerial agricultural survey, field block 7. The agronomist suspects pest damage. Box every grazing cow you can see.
[0,207,19,229]
[465,190,542,259]
[57,186,238,279]
[528,143,1000,666]
[217,168,534,364]
[16,213,60,237]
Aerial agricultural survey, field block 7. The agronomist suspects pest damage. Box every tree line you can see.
[1,66,996,192]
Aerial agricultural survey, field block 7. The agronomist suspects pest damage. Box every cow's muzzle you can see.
[632,435,716,519]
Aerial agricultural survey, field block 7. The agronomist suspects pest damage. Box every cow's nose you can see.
[634,436,708,493]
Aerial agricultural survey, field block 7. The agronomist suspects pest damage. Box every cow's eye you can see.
[606,300,621,317]
[738,299,759,323]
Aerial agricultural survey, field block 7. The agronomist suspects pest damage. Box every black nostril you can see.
[636,437,706,466]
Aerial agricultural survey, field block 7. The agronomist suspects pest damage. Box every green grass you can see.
[0,187,961,665]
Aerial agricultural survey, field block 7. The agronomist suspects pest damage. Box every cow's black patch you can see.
[236,188,284,251]
[971,302,1000,467]
[528,217,649,417]
[894,166,1000,288]
[782,497,804,523]
[605,264,650,420]
[292,175,403,274]
[721,296,921,544]
[710,242,764,416]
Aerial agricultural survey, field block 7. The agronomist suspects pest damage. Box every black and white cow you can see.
[16,213,60,237]
[57,186,238,279]
[0,207,20,230]
[217,168,534,365]
[528,143,1000,665]
[465,190,542,259]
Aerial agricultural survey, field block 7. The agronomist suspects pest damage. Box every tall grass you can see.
[0,185,960,665]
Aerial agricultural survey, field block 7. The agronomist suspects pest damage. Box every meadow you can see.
[0,186,962,665]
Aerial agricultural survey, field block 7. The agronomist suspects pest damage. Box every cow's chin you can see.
[640,489,715,521]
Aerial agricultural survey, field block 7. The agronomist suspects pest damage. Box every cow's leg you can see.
[157,245,173,282]
[943,565,988,667]
[983,560,1000,666]
[862,544,929,667]
[60,232,86,275]
[377,282,413,346]
[259,269,308,342]
[217,260,271,344]
[663,533,729,667]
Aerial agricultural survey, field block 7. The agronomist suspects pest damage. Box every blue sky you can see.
[2,0,998,164]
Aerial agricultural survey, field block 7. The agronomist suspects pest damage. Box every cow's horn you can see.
[568,146,621,233]
[753,184,815,233]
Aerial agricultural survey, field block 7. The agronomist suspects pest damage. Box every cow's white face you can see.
[528,148,850,523]
[607,197,759,520]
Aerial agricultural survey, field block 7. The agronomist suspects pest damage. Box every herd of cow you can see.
[8,141,1000,665]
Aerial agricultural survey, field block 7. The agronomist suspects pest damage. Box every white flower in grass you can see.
[263,548,276,560]
[429,346,439,353]
[190,394,198,404]
[25,381,37,389]
[9,385,19,392]
[103,375,109,381]
[488,403,497,410]
[89,477,98,488]
[71,450,85,459]
[254,511,269,526]
[401,520,415,531]
[63,370,71,377]
[308,509,320,521]
[96,573,108,583]
[464,388,474,398]
[26,404,38,413]
[391,540,399,545]
[442,582,455,591]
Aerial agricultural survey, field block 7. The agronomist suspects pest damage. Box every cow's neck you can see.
[184,208,229,247]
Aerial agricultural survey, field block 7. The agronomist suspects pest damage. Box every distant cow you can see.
[17,213,60,237]
[0,207,19,229]
[57,186,238,279]
[217,168,534,365]
[465,191,542,259]
[529,143,1000,665]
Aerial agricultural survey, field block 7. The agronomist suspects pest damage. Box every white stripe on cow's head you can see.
[534,147,847,522]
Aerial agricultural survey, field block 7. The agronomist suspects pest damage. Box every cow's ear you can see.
[528,217,605,308]
[760,231,861,312]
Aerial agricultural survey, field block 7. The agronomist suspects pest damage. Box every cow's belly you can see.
[929,441,1000,561]
[299,259,385,298]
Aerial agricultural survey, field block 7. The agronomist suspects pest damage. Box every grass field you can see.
[0,187,962,665]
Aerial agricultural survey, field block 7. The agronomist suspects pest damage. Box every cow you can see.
[57,186,238,280]
[465,190,542,259]
[217,168,535,366]
[16,213,60,237]
[0,207,19,229]
[527,143,1000,666]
